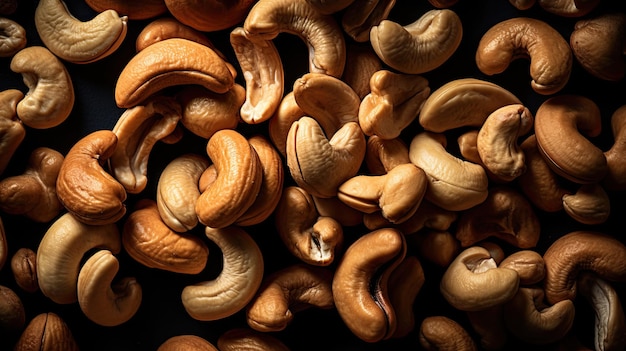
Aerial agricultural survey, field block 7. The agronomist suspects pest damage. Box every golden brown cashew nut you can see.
[562,183,611,225]
[0,89,25,175]
[136,17,217,52]
[332,228,407,342]
[359,70,430,139]
[56,130,127,225]
[534,95,607,184]
[537,0,600,17]
[85,0,168,20]
[122,200,209,274]
[341,0,396,43]
[268,91,305,157]
[419,316,478,351]
[476,17,572,95]
[543,231,626,305]
[419,78,521,133]
[409,131,489,211]
[165,0,256,32]
[312,194,364,227]
[231,27,284,125]
[195,129,262,228]
[275,186,343,266]
[440,246,520,311]
[115,38,234,108]
[35,0,127,63]
[365,135,411,175]
[218,328,291,351]
[503,286,576,344]
[342,43,383,99]
[158,335,218,351]
[243,0,346,77]
[181,226,264,321]
[36,212,121,304]
[364,199,458,235]
[0,147,64,223]
[499,250,546,286]
[77,249,142,326]
[10,46,74,129]
[0,18,26,57]
[604,105,626,190]
[570,13,626,81]
[370,9,463,74]
[246,264,334,332]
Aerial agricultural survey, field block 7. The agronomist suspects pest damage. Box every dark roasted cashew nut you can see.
[332,228,407,342]
[388,255,425,338]
[181,226,264,321]
[419,316,478,351]
[37,212,121,304]
[158,335,218,351]
[370,9,463,74]
[10,46,75,129]
[246,264,334,332]
[604,104,626,191]
[164,0,256,32]
[0,147,64,223]
[410,229,460,268]
[77,249,142,326]
[341,0,396,42]
[0,89,25,175]
[218,328,291,351]
[0,17,26,57]
[364,199,458,235]
[562,183,611,225]
[85,0,168,20]
[56,130,127,225]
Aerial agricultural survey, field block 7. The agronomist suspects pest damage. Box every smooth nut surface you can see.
[10,247,39,293]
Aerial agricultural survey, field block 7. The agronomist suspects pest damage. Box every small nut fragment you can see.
[85,0,168,20]
[13,312,79,351]
[0,217,5,271]
[218,328,291,351]
[604,105,626,190]
[341,0,396,42]
[10,247,39,293]
[158,335,218,351]
[0,17,26,57]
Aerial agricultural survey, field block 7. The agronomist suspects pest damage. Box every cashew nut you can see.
[364,199,458,235]
[0,89,25,175]
[312,194,365,227]
[268,91,305,157]
[562,183,611,225]
[136,17,217,52]
[158,335,218,351]
[85,0,167,20]
[604,105,626,190]
[0,17,26,57]
[341,0,396,42]
[10,247,38,293]
[164,0,256,32]
[410,229,460,268]
[342,42,383,99]
[499,250,546,286]
[537,0,600,17]
[0,218,5,272]
[388,255,425,338]
[364,135,411,175]
[217,328,291,351]
[419,316,478,351]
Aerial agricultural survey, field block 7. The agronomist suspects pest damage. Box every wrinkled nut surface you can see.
[10,46,75,129]
[370,9,463,74]
[419,315,478,351]
[0,89,25,175]
[56,130,127,225]
[476,17,572,95]
[342,43,383,99]
[35,0,127,64]
[85,0,168,20]
[218,328,291,351]
[11,247,38,293]
[0,17,26,57]
[158,335,218,351]
[13,312,79,351]
[123,199,209,274]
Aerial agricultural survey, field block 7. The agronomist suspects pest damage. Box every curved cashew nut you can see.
[77,249,142,326]
[217,328,291,351]
[0,89,25,175]
[181,226,264,321]
[230,27,284,125]
[537,0,600,17]
[419,78,521,133]
[35,0,127,63]
[503,286,576,344]
[365,135,411,175]
[370,9,463,74]
[364,199,458,235]
[56,130,127,225]
[440,246,520,311]
[10,46,74,129]
[0,18,26,57]
[534,94,607,184]
[499,250,546,286]
[342,42,383,99]
[110,96,182,194]
[246,264,334,332]
[158,335,218,351]
[562,183,611,225]
[85,0,168,20]
[115,38,234,108]
[341,0,396,42]
[419,316,478,351]
[0,147,64,223]
[164,0,256,32]
[286,117,366,198]
[476,17,572,95]
[157,153,210,233]
[275,186,343,266]
[243,0,346,77]
[388,255,425,338]
[136,17,217,52]
[508,0,536,10]
[359,69,430,139]
[332,228,407,342]
[122,199,209,274]
[36,212,121,304]
[476,104,534,182]
[409,131,488,211]
[543,230,626,305]
[268,91,305,157]
[604,105,626,190]
[195,129,262,228]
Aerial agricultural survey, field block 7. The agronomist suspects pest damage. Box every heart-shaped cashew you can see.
[115,38,235,108]
[0,18,26,57]
[10,46,74,129]
[0,89,25,175]
[370,9,463,74]
[35,0,128,64]
[85,0,168,20]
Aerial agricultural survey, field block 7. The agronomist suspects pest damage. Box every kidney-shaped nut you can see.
[0,147,64,223]
[570,13,626,81]
[136,17,215,51]
[419,315,478,351]
[10,46,74,129]
[37,212,121,304]
[0,89,25,175]
[77,249,142,326]
[359,70,430,140]
[85,0,168,20]
[165,0,256,32]
[115,38,234,108]
[195,129,262,228]
[268,91,305,157]
[332,228,407,342]
[409,131,489,211]
[604,105,626,190]
[419,78,522,133]
[370,9,463,74]
[218,328,291,351]
[534,94,607,184]
[275,186,343,266]
[56,130,127,225]
[503,286,576,344]
[158,335,218,351]
[543,231,626,305]
[13,312,79,351]
[244,0,346,78]
[341,0,395,43]
[246,264,334,332]
[35,0,127,63]
[440,246,520,311]
[0,17,26,57]
[476,17,572,95]
[11,247,39,293]
[499,250,546,286]
[410,229,460,268]
[181,226,264,321]
[537,0,600,17]
[123,199,209,274]
[562,183,611,225]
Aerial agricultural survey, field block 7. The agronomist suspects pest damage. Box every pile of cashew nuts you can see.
[0,0,625,350]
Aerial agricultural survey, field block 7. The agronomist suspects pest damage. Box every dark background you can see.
[0,0,625,350]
